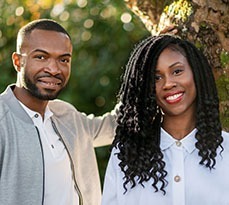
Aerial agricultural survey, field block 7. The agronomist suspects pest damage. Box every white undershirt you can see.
[19,102,79,205]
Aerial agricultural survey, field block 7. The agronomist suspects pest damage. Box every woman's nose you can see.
[162,77,177,90]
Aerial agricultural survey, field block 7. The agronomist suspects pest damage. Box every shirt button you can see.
[174,175,181,182]
[34,113,39,118]
[176,141,182,147]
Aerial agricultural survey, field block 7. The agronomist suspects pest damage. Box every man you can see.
[0,19,117,205]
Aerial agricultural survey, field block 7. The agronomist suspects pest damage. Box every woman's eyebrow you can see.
[155,61,182,72]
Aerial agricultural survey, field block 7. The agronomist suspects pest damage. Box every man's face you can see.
[16,29,72,100]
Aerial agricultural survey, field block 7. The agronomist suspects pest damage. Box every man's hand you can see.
[159,25,178,35]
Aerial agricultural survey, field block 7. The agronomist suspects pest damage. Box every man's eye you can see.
[35,55,45,60]
[60,58,70,63]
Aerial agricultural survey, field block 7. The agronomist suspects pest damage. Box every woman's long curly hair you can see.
[112,35,223,194]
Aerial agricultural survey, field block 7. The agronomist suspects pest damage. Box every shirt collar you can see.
[160,127,198,153]
[18,101,53,121]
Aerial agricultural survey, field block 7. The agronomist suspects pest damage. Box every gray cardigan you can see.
[0,85,117,205]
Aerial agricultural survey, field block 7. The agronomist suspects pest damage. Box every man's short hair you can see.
[16,19,71,53]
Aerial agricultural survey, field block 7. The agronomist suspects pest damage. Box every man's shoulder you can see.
[0,98,10,123]
[48,99,79,115]
[49,99,75,109]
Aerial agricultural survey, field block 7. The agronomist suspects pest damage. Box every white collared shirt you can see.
[102,128,229,205]
[19,102,79,205]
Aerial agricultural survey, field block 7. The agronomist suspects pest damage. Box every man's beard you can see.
[24,75,63,100]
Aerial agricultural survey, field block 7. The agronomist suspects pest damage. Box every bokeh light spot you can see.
[121,12,132,23]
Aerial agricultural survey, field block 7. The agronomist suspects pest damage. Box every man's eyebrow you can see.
[60,53,72,57]
[31,49,49,54]
[31,49,72,57]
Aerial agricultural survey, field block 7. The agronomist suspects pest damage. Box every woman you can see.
[102,35,229,205]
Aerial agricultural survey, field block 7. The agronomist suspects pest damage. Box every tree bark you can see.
[125,0,229,130]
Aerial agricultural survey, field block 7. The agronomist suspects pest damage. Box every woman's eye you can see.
[155,75,162,81]
[173,69,183,75]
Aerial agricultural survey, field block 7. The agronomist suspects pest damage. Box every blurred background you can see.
[0,0,149,186]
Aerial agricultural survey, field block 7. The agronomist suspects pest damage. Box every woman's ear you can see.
[12,52,22,72]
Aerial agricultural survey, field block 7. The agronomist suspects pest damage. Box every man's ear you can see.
[12,52,22,72]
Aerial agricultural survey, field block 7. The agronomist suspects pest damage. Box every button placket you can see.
[174,175,181,182]
[175,141,182,147]
[172,143,185,205]
[34,114,58,156]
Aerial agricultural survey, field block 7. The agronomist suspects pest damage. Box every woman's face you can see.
[155,47,196,118]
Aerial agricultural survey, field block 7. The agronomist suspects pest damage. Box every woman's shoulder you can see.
[222,130,229,149]
[222,130,229,139]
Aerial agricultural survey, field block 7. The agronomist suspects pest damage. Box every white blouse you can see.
[102,128,229,205]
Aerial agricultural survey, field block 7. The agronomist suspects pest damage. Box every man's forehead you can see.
[23,29,72,47]
[28,29,70,40]
[20,32,72,56]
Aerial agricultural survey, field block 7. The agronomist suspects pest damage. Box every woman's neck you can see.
[162,114,196,140]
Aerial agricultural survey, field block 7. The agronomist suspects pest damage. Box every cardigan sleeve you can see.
[81,103,120,147]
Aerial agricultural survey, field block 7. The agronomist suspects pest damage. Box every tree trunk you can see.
[125,0,229,130]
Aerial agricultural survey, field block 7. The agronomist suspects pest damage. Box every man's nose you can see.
[44,58,61,75]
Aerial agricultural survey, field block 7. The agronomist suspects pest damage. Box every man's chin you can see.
[41,95,57,100]
[39,92,60,100]
[30,90,60,101]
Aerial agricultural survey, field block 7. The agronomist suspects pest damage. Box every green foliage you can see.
[163,0,192,23]
[0,0,148,186]
[216,75,229,131]
[220,50,229,68]
[217,75,229,101]
[218,50,229,131]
